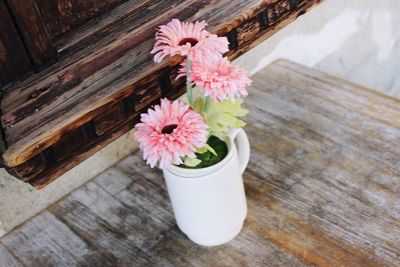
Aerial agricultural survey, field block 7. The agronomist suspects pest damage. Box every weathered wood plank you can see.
[0,0,32,87]
[1,0,322,187]
[93,167,133,196]
[243,126,400,266]
[48,181,157,266]
[54,0,180,55]
[37,0,130,40]
[19,111,143,188]
[251,60,400,169]
[240,60,400,266]
[48,153,310,266]
[113,153,310,267]
[2,59,400,265]
[0,243,23,267]
[5,0,56,67]
[1,211,116,267]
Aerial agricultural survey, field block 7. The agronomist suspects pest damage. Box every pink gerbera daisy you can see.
[179,56,252,101]
[134,99,208,169]
[151,19,229,63]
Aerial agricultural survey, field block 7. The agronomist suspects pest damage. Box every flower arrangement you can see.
[134,19,252,169]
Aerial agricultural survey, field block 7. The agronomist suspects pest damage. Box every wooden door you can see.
[5,0,129,68]
[0,0,32,86]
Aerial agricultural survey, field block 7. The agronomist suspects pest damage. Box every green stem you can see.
[204,96,211,113]
[186,59,193,105]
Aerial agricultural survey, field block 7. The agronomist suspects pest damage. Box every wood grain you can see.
[1,0,322,187]
[0,0,32,87]
[0,243,23,267]
[4,0,131,68]
[1,59,399,266]
[1,211,151,267]
[5,0,56,68]
[242,60,400,266]
[38,0,129,39]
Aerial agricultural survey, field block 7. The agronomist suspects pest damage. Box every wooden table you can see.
[1,60,399,266]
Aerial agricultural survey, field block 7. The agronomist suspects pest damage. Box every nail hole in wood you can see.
[290,0,299,10]
[159,70,172,97]
[121,95,135,116]
[258,10,269,30]
[226,29,238,51]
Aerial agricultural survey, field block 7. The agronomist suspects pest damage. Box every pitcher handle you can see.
[228,128,250,174]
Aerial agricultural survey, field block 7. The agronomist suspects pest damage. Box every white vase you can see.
[163,128,250,246]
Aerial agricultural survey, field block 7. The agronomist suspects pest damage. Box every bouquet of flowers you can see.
[134,19,252,169]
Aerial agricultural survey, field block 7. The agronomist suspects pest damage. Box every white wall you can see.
[235,0,400,98]
[1,0,399,237]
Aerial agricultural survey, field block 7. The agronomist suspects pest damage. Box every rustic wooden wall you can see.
[1,0,323,188]
[4,0,134,68]
[0,0,32,86]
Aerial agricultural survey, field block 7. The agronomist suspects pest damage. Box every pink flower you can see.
[151,19,229,63]
[134,99,208,168]
[179,56,252,101]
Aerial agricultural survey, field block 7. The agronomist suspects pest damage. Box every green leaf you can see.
[197,146,208,154]
[205,144,217,156]
[214,99,249,117]
[181,136,228,169]
[183,157,202,167]
[205,99,249,137]
[196,144,217,156]
[195,136,227,168]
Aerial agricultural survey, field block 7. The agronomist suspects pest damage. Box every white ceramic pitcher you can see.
[163,128,250,246]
